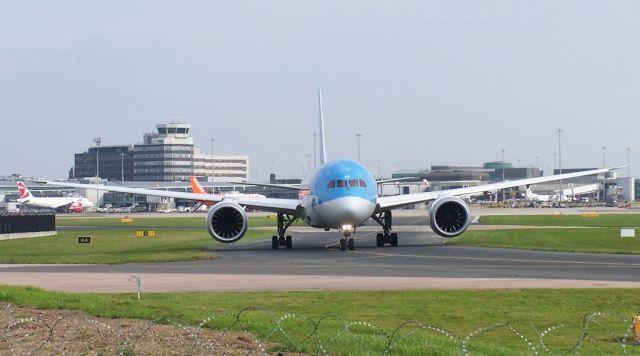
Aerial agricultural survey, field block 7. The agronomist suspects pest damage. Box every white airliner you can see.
[16,182,94,213]
[525,183,600,203]
[40,91,622,250]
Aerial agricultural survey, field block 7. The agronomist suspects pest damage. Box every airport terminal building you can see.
[73,123,249,183]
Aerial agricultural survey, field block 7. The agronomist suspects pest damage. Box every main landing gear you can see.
[372,210,398,247]
[271,212,298,250]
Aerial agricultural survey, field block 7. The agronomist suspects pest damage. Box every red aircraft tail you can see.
[17,182,33,199]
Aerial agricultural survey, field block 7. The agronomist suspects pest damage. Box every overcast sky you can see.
[1,1,639,180]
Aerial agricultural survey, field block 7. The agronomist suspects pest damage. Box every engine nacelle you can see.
[206,201,248,243]
[427,196,470,238]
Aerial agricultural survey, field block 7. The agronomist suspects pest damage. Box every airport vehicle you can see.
[16,182,94,213]
[525,183,600,203]
[40,92,620,250]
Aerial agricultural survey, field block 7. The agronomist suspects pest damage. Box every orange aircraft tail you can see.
[189,176,208,194]
[190,176,215,207]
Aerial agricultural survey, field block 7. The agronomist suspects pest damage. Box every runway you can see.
[3,222,640,292]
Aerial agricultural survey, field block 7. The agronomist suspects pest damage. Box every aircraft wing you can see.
[376,177,416,184]
[376,167,615,211]
[227,181,303,191]
[38,181,302,215]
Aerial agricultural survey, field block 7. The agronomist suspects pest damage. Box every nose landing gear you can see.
[340,237,355,251]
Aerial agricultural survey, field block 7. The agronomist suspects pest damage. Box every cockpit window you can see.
[349,179,359,187]
[359,179,367,188]
[336,180,347,188]
[327,180,336,188]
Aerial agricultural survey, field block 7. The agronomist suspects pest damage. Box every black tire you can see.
[376,233,384,247]
[285,235,293,249]
[340,239,347,251]
[390,232,398,247]
[348,238,355,251]
[272,236,278,250]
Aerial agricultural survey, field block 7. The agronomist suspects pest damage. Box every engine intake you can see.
[206,201,248,243]
[428,196,470,238]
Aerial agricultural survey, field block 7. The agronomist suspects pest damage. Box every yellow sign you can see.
[634,314,640,342]
[581,212,599,218]
[121,216,133,223]
[136,230,156,237]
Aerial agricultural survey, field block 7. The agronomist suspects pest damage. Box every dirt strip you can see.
[1,273,640,293]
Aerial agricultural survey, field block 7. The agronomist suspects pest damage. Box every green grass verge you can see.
[1,286,637,354]
[0,229,272,264]
[56,215,286,229]
[479,214,640,227]
[0,215,288,264]
[449,228,640,254]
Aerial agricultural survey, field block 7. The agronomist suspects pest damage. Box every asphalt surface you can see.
[4,227,640,282]
[3,208,640,292]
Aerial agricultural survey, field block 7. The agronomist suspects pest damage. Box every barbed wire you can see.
[1,303,638,355]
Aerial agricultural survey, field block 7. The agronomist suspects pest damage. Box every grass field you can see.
[56,215,286,229]
[1,286,637,354]
[449,228,640,254]
[479,213,640,227]
[448,214,640,254]
[0,216,282,264]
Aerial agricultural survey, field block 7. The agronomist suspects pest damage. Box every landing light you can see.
[341,224,354,233]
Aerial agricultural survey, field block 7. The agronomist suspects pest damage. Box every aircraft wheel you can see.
[272,236,278,250]
[285,235,293,249]
[390,232,398,247]
[376,233,384,247]
[340,239,347,251]
[348,238,355,251]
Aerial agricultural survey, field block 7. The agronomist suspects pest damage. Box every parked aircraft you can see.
[189,176,266,204]
[525,183,600,203]
[17,182,94,213]
[39,91,621,250]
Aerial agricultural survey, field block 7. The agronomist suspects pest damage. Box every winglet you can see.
[609,164,630,170]
[318,88,327,165]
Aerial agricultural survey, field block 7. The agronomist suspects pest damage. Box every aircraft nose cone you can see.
[330,197,374,226]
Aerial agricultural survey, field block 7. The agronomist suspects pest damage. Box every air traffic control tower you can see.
[74,122,249,183]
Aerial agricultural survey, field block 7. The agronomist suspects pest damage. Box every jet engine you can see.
[427,196,470,238]
[206,201,248,243]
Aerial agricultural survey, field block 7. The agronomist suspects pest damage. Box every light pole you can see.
[211,138,215,193]
[501,148,505,202]
[627,147,631,177]
[355,133,363,162]
[557,129,563,203]
[93,137,101,177]
[120,152,125,182]
[601,145,606,202]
